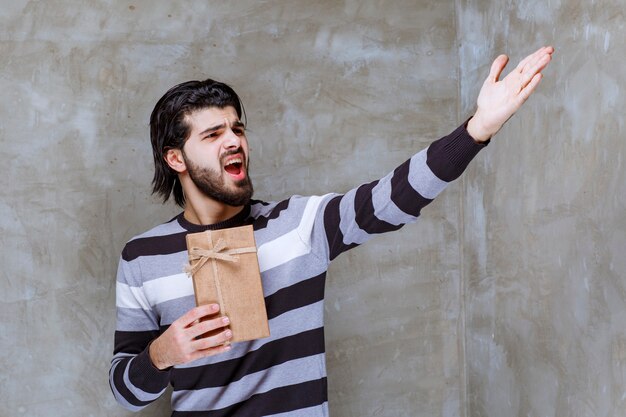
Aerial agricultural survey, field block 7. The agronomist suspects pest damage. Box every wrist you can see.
[466,112,493,143]
[148,339,170,370]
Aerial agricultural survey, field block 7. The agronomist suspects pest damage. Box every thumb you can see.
[488,54,509,83]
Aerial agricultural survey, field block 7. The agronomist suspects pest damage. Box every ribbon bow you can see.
[185,238,257,276]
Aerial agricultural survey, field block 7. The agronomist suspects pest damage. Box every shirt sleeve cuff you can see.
[425,118,488,182]
[128,344,172,393]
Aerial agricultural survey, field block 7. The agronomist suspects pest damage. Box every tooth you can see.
[225,158,242,166]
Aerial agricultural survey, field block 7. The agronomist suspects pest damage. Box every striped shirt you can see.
[109,123,485,416]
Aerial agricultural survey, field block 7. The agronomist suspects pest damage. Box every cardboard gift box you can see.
[185,225,270,343]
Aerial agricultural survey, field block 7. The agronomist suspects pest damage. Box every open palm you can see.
[468,46,554,142]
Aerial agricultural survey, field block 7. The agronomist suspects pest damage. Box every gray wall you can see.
[458,1,626,416]
[1,1,623,417]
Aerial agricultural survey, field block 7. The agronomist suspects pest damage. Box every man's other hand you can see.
[149,304,233,370]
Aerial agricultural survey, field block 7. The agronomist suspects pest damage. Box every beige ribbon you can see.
[185,238,257,276]
[185,238,257,329]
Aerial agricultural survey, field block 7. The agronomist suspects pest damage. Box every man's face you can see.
[181,106,253,207]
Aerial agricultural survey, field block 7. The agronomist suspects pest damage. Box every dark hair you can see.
[149,79,245,207]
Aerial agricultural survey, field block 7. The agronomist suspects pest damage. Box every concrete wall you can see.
[1,1,623,417]
[1,1,462,416]
[457,1,626,416]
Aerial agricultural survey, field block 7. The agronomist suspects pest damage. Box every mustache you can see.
[220,147,247,165]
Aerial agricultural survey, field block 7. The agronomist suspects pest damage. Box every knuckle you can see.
[187,308,202,322]
[183,305,205,322]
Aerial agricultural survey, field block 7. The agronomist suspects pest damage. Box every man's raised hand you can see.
[467,46,555,142]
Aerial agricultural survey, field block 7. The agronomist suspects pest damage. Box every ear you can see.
[164,148,187,173]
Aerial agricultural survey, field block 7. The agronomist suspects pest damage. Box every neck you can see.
[183,191,245,226]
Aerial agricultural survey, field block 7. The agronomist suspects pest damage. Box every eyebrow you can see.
[198,120,246,137]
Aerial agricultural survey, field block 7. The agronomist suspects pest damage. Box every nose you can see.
[223,126,241,149]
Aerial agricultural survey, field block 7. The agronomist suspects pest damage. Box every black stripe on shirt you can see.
[265,272,326,320]
[323,195,360,261]
[122,206,256,261]
[249,199,271,206]
[122,231,188,262]
[354,180,404,235]
[253,198,290,231]
[389,159,433,217]
[172,327,325,391]
[172,377,328,417]
[114,330,159,355]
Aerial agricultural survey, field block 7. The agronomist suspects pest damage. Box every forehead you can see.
[185,106,240,134]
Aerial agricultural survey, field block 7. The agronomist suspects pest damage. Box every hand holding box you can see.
[185,225,270,343]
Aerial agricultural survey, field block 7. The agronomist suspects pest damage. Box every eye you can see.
[203,131,221,141]
[233,128,245,136]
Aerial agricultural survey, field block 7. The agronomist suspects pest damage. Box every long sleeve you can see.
[109,249,171,412]
[318,121,486,261]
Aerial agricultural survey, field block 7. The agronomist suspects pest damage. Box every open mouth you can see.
[223,156,245,180]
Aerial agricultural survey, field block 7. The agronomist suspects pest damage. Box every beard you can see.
[182,148,254,207]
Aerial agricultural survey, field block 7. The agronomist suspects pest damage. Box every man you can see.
[110,46,554,416]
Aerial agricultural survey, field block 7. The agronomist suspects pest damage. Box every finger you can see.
[531,51,553,74]
[488,54,509,83]
[188,315,231,340]
[518,46,554,74]
[187,343,232,363]
[519,73,543,102]
[515,46,549,73]
[520,53,552,89]
[192,328,234,351]
[177,304,220,328]
[524,50,551,75]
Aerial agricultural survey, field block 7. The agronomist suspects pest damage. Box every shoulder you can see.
[250,194,335,217]
[249,194,337,230]
[120,214,186,263]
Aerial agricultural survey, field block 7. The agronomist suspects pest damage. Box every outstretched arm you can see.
[467,46,555,142]
[314,46,554,262]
